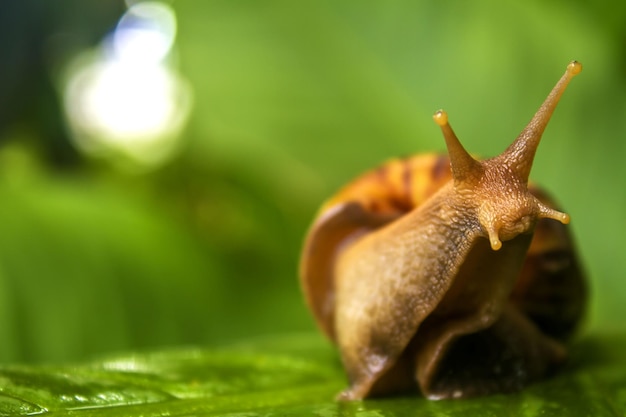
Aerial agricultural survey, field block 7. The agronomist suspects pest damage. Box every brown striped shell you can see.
[300,62,587,400]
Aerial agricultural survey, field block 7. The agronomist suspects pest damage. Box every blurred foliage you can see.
[0,0,624,367]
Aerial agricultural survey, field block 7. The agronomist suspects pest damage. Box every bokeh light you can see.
[63,1,191,167]
[113,2,177,64]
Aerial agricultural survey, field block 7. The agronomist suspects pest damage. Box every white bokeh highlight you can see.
[63,1,191,167]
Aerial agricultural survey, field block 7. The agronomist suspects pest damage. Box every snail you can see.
[300,61,587,400]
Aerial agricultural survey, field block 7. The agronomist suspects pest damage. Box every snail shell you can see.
[300,62,587,400]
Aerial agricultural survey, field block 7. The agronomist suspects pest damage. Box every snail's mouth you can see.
[502,215,536,238]
[483,214,538,251]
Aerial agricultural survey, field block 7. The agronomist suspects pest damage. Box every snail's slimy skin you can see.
[300,62,587,400]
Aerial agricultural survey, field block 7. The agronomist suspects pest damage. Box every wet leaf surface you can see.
[0,333,623,416]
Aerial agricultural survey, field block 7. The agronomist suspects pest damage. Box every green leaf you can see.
[0,333,624,416]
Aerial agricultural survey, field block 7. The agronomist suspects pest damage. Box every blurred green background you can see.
[0,0,623,364]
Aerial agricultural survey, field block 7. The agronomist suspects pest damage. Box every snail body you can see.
[300,62,586,400]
